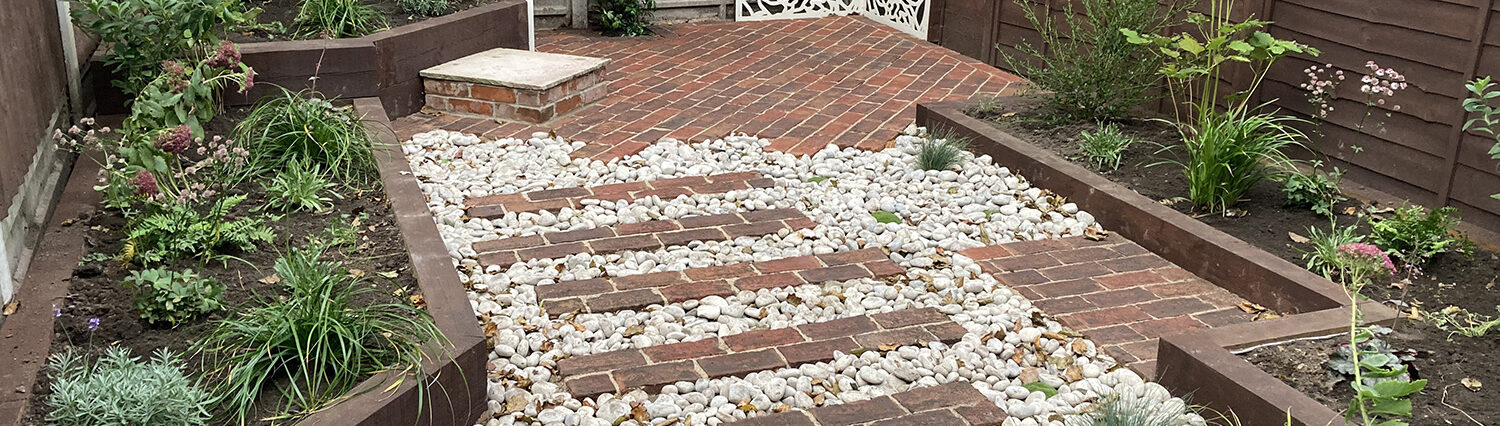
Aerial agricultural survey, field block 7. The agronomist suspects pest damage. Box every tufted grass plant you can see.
[196,242,444,423]
[1078,122,1134,171]
[397,0,449,16]
[916,129,972,171]
[262,160,339,212]
[235,88,379,188]
[1064,394,1195,426]
[1156,106,1308,212]
[45,348,214,426]
[294,0,386,39]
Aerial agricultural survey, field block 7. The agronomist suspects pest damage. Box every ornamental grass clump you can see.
[1064,394,1195,426]
[262,160,339,212]
[916,129,971,171]
[1077,122,1134,171]
[294,0,387,39]
[235,88,379,187]
[397,0,449,16]
[197,242,443,423]
[45,348,214,426]
[1156,107,1307,211]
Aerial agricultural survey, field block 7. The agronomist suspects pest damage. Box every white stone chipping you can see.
[403,127,1205,426]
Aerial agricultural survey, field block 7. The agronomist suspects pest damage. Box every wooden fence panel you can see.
[931,0,1500,231]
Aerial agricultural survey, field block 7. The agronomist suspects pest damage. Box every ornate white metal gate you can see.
[736,0,928,38]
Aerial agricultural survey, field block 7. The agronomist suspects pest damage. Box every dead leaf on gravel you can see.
[1064,365,1083,382]
[348,269,366,278]
[1288,232,1310,244]
[503,393,527,414]
[1238,302,1267,314]
[878,343,900,351]
[1070,339,1090,355]
[3,300,18,316]
[1462,377,1483,391]
[259,274,282,284]
[623,325,645,337]
[1019,367,1040,384]
[1084,227,1110,241]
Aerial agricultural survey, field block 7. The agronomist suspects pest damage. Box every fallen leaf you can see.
[1042,331,1066,341]
[1405,306,1422,320]
[1063,365,1083,382]
[878,343,900,351]
[1224,208,1249,217]
[259,274,282,284]
[409,294,426,309]
[1342,206,1358,216]
[484,322,498,339]
[1019,367,1040,384]
[631,402,650,422]
[539,340,554,351]
[1237,302,1268,314]
[1462,377,1483,391]
[1070,339,1090,355]
[348,269,366,278]
[379,271,400,279]
[737,400,757,413]
[2,300,17,316]
[1288,232,1310,244]
[1001,112,1017,118]
[1390,278,1411,290]
[503,393,527,414]
[1083,227,1110,241]
[60,218,76,226]
[623,325,645,337]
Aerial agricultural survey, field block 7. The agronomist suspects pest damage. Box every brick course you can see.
[466,171,772,219]
[475,209,809,268]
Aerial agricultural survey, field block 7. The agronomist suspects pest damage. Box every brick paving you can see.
[735,382,1009,426]
[392,16,1024,160]
[560,307,967,398]
[539,247,904,317]
[960,236,1256,377]
[466,171,773,218]
[475,208,815,268]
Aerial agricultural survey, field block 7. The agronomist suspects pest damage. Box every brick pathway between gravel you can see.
[391,16,1024,160]
[960,236,1257,377]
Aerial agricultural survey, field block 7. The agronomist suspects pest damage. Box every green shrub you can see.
[592,0,654,36]
[1367,204,1470,267]
[397,0,449,16]
[263,160,339,212]
[1002,0,1190,123]
[123,268,225,326]
[1462,76,1500,201]
[916,129,971,171]
[124,195,276,266]
[45,348,214,426]
[295,0,387,39]
[198,243,444,423]
[1077,122,1134,170]
[1296,223,1365,278]
[1280,163,1346,217]
[1159,107,1307,211]
[235,89,379,186]
[71,0,261,92]
[128,46,255,136]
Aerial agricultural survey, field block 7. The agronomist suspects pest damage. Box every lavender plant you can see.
[45,348,214,426]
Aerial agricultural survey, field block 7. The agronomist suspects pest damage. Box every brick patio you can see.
[392,16,1024,159]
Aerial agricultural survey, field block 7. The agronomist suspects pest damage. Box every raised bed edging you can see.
[90,0,530,119]
[915,98,1398,426]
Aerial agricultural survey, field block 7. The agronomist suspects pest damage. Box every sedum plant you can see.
[1077,122,1134,171]
[235,88,379,187]
[263,160,339,212]
[295,0,387,39]
[1003,0,1191,122]
[916,129,971,171]
[45,348,214,426]
[197,242,444,423]
[1323,243,1425,426]
[123,268,226,327]
[1366,204,1470,267]
[1296,222,1365,279]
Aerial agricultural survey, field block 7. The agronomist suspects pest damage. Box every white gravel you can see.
[403,127,1204,426]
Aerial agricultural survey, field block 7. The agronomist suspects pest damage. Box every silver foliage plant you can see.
[45,347,213,426]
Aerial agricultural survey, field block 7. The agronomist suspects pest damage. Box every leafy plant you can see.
[123,195,276,266]
[45,348,214,426]
[1427,305,1500,340]
[263,160,339,212]
[123,268,225,326]
[321,213,368,249]
[1366,204,1470,267]
[916,130,971,171]
[1156,106,1308,211]
[1281,163,1346,217]
[397,0,449,16]
[1121,0,1318,128]
[197,243,444,423]
[235,89,379,186]
[1296,222,1365,278]
[1002,0,1191,122]
[1462,76,1500,201]
[1077,122,1134,170]
[591,0,654,36]
[1064,394,1193,426]
[295,0,387,39]
[1325,243,1424,426]
[71,0,260,93]
[128,44,255,137]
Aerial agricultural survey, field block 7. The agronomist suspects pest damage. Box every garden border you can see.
[916,97,1399,426]
[90,0,531,120]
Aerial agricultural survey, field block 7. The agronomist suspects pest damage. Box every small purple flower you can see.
[87,317,99,332]
[52,303,61,318]
[161,60,187,75]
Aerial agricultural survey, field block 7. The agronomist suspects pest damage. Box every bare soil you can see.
[969,98,1500,425]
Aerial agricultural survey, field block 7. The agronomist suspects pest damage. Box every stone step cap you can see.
[420,48,610,91]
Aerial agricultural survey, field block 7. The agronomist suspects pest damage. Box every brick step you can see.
[959,235,1255,377]
[539,247,904,317]
[420,48,611,124]
[732,381,1009,426]
[476,208,813,268]
[465,171,774,218]
[559,307,969,398]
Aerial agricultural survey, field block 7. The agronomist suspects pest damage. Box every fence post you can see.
[570,0,589,29]
[1437,0,1495,206]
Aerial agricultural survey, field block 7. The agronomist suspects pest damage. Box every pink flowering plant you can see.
[1329,242,1426,426]
[1302,63,1344,120]
[1356,61,1407,132]
[54,120,250,210]
[130,42,255,137]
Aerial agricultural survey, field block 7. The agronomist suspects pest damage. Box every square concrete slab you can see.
[420,48,610,91]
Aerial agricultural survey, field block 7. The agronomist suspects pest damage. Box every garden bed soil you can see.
[233,0,502,42]
[967,98,1500,425]
[22,107,422,425]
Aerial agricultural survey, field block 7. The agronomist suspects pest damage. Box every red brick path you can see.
[736,382,1008,426]
[475,208,814,268]
[960,236,1255,377]
[466,171,773,219]
[392,16,1024,160]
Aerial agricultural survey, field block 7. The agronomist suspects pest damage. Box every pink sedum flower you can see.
[1338,243,1398,278]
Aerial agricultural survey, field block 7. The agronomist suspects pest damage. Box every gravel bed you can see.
[403,127,1205,426]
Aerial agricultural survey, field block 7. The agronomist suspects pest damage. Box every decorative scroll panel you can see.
[737,0,927,38]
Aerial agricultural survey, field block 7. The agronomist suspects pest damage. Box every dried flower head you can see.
[131,170,159,198]
[155,125,193,154]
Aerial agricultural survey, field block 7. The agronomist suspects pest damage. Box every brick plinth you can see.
[423,67,609,123]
